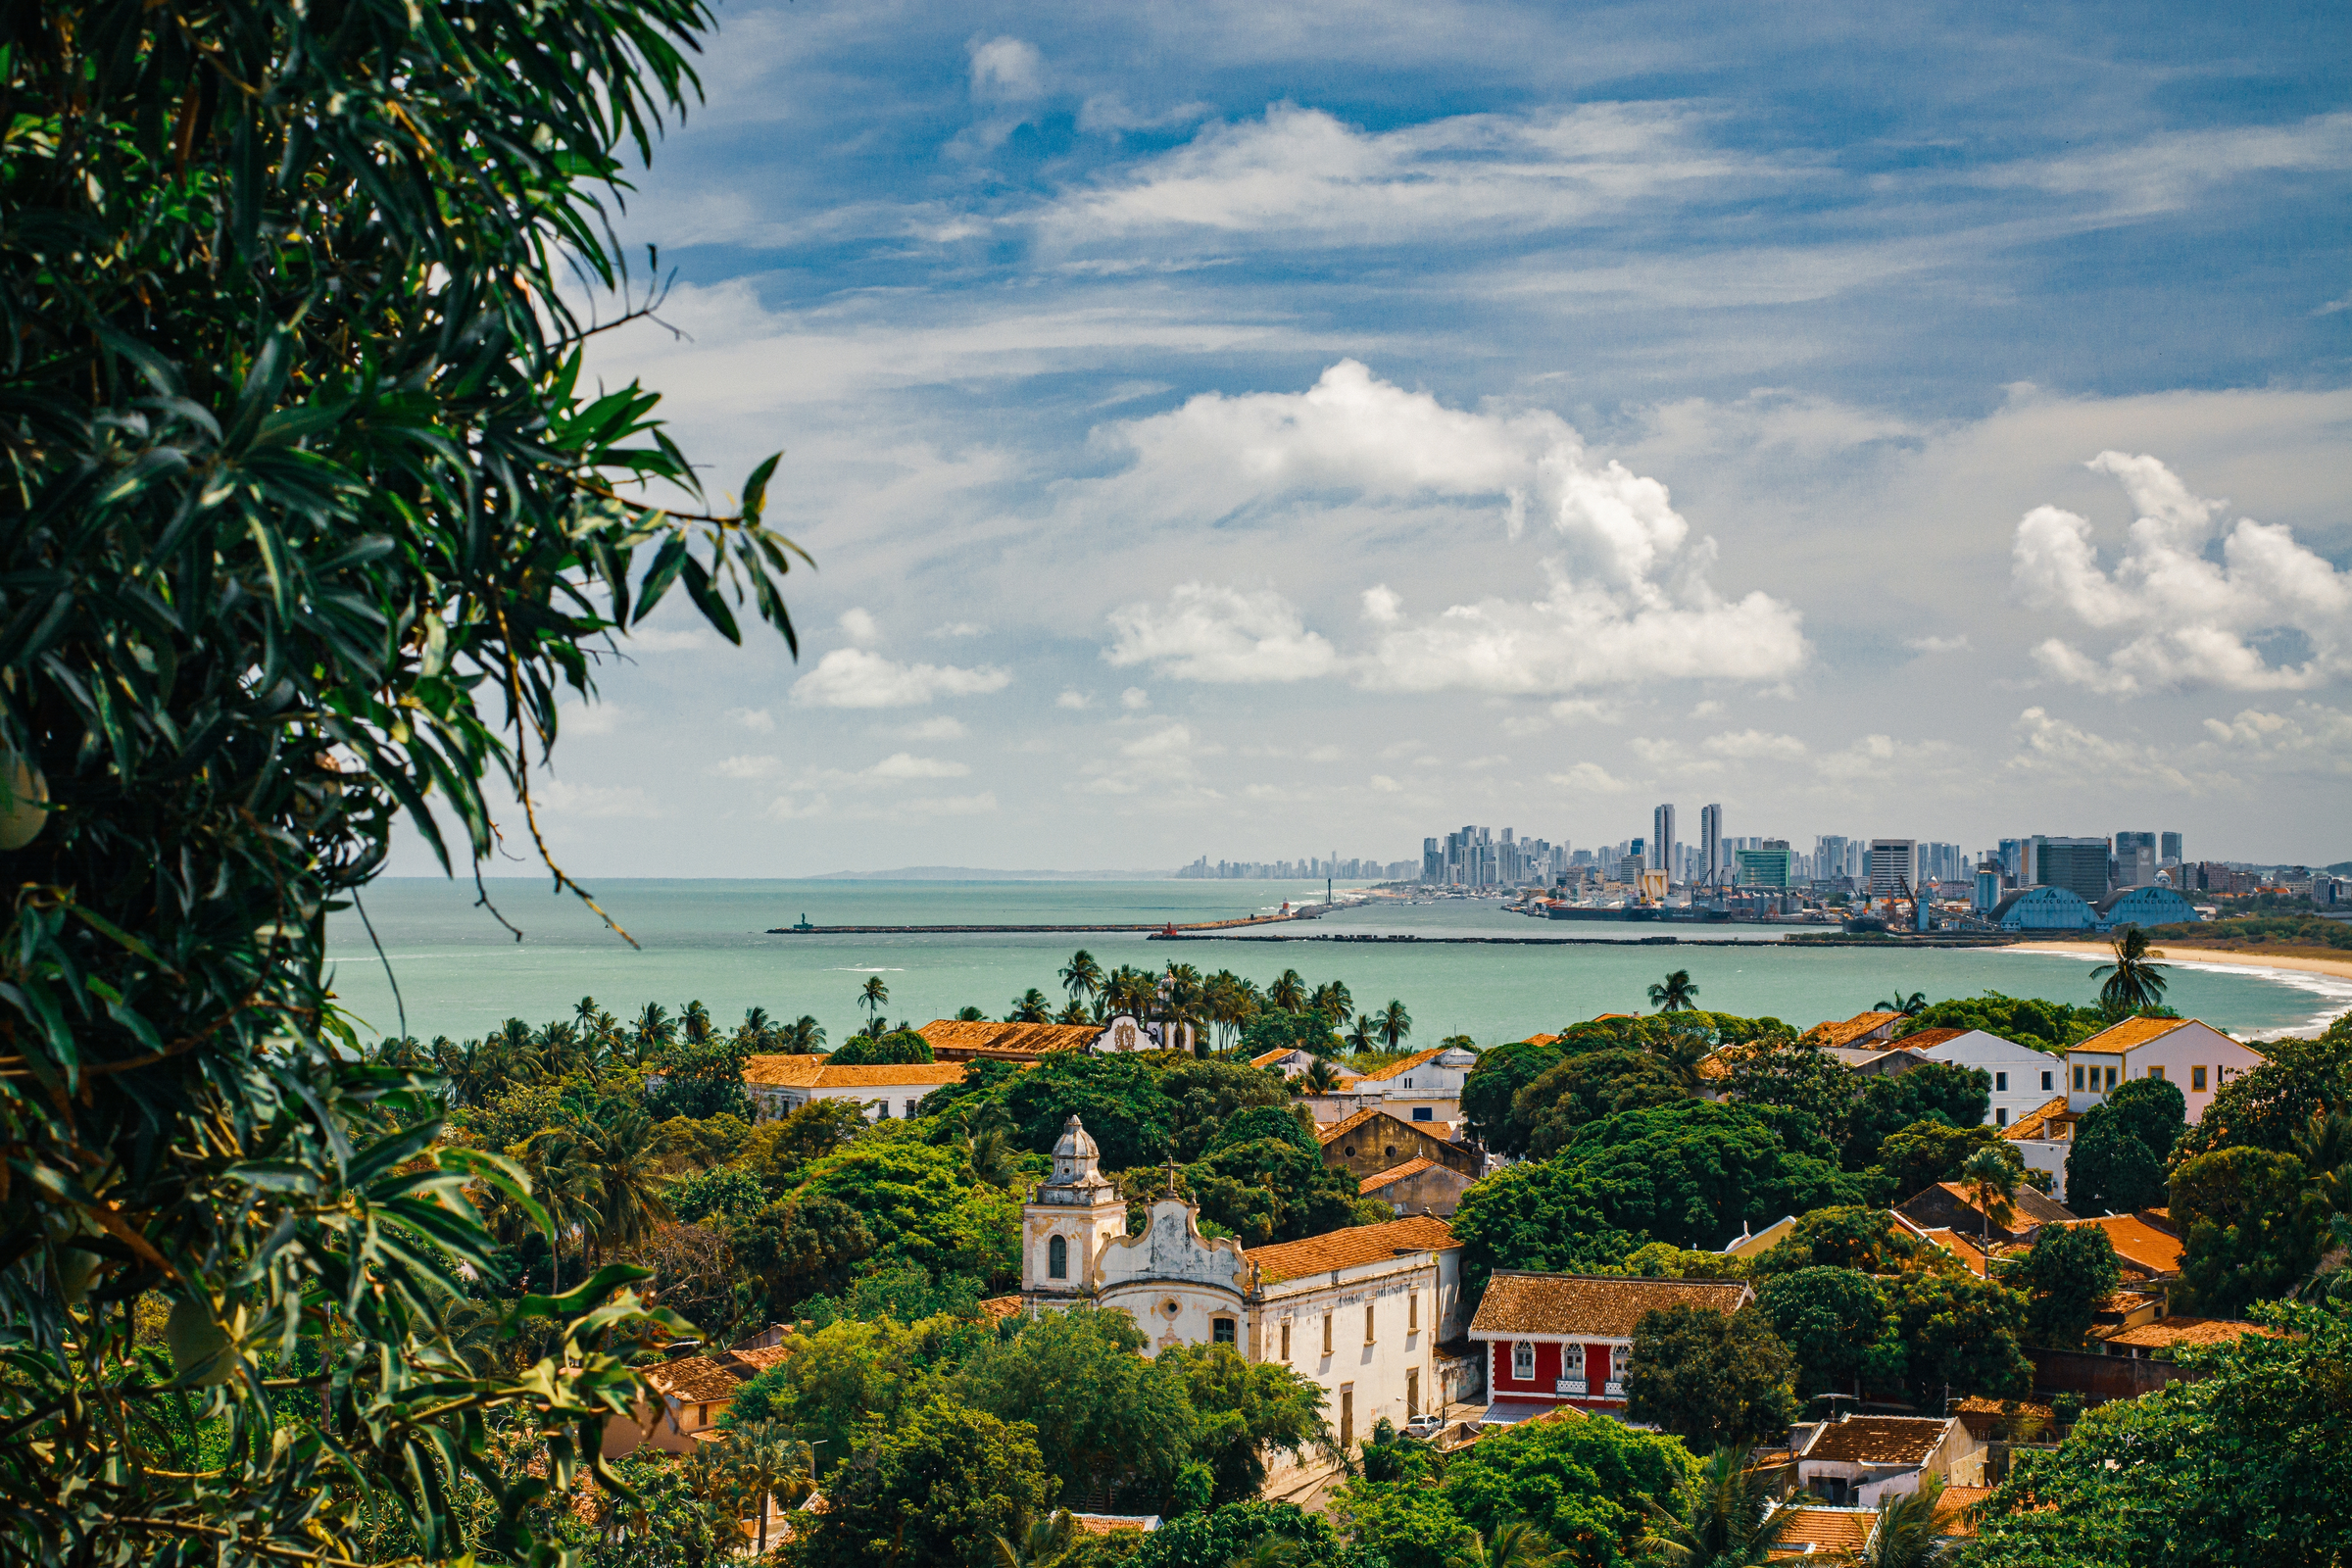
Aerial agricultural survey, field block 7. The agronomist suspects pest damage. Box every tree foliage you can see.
[1623,1305,1800,1451]
[1890,992,2106,1050]
[960,1307,1197,1504]
[2017,1222,2122,1349]
[1544,1102,1865,1250]
[1757,1266,1907,1401]
[1439,1412,1696,1568]
[795,1397,1056,1568]
[828,1029,937,1066]
[2173,1018,2352,1165]
[2066,1105,2171,1215]
[1964,1299,2352,1567]
[1513,1048,1691,1156]
[2171,1146,2322,1318]
[1006,1053,1178,1171]
[1884,1270,2031,1408]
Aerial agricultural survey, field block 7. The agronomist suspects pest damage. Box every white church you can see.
[1020,1116,1471,1463]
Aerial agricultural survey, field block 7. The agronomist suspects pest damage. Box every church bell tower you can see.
[1021,1115,1129,1303]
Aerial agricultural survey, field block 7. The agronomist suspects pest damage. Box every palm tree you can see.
[1268,969,1308,1013]
[1648,1025,1713,1092]
[1636,1446,1808,1565]
[1839,1475,1959,1567]
[1008,988,1053,1024]
[727,1423,815,1555]
[964,1120,1020,1187]
[779,1014,825,1054]
[1377,1000,1412,1050]
[2091,927,2170,1015]
[1226,1534,1304,1568]
[994,1507,1079,1568]
[1446,1519,1565,1568]
[1439,1033,1477,1052]
[956,1004,989,1021]
[1059,949,1103,1010]
[1345,1013,1377,1054]
[1054,998,1091,1025]
[1104,965,1156,1018]
[1876,990,1928,1016]
[858,975,890,1030]
[1301,1057,1343,1095]
[1309,979,1353,1025]
[1959,1146,2019,1254]
[680,999,712,1044]
[1647,970,1699,1012]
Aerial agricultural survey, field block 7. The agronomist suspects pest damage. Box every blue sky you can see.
[429,0,2352,877]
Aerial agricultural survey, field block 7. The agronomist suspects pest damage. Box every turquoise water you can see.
[324,879,2352,1048]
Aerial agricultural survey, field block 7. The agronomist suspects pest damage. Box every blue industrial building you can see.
[1991,886,2095,932]
[2093,886,2199,930]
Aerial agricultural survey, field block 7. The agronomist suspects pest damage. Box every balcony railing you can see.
[1603,1380,1626,1398]
[1554,1378,1588,1396]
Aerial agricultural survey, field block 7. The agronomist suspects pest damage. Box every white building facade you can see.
[2067,1018,2264,1124]
[1913,1031,2066,1129]
[1019,1117,1465,1464]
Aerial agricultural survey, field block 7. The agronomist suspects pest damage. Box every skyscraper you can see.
[2030,836,2112,902]
[1868,839,1917,895]
[1652,804,1676,875]
[2160,830,2183,865]
[1699,804,1725,886]
[2114,831,2158,889]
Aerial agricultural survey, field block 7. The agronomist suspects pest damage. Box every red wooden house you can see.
[1466,1272,1755,1423]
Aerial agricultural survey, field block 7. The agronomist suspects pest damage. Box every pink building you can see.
[1466,1272,1754,1424]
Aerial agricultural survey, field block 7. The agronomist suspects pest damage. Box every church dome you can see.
[1053,1115,1100,1163]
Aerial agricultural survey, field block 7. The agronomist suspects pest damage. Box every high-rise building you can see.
[1699,804,1725,886]
[2160,830,2183,865]
[1816,835,1853,885]
[2028,835,2111,903]
[1422,837,1442,883]
[1651,805,1676,875]
[1868,839,1918,895]
[2114,831,2158,889]
[1998,839,2027,880]
[1736,841,1791,889]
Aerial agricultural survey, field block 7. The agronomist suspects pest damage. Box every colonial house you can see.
[1298,1045,1480,1127]
[2000,1096,2076,1200]
[1358,1157,1474,1217]
[1912,1030,2067,1129]
[1800,1011,1907,1050]
[1096,1012,1196,1054]
[1466,1272,1754,1425]
[1790,1413,1984,1506]
[2066,1017,2263,1124]
[1018,1116,1466,1466]
[612,1340,796,1457]
[737,1055,968,1122]
[1319,1106,1482,1181]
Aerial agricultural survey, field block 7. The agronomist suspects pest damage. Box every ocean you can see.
[322,879,2352,1049]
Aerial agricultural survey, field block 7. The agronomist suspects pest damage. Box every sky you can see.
[420,0,2352,877]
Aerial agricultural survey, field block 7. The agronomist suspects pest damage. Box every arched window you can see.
[1048,1234,1068,1280]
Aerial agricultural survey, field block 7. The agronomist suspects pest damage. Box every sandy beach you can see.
[2007,941,2352,985]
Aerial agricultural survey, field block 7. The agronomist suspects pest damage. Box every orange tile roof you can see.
[2062,1213,2183,1277]
[1770,1508,1874,1556]
[1250,1047,1309,1066]
[2097,1315,2278,1350]
[1917,1227,1998,1277]
[2004,1096,2073,1141]
[978,1295,1024,1321]
[1357,1048,1447,1082]
[813,1061,968,1089]
[2071,1015,2191,1054]
[719,1345,791,1376]
[916,1019,1102,1055]
[1936,1486,1995,1538]
[740,1054,826,1088]
[1360,1157,1437,1194]
[1896,1027,1967,1050]
[1521,1033,1562,1048]
[1802,1011,1906,1049]
[1468,1273,1752,1338]
[647,1356,744,1404]
[1244,1214,1457,1284]
[1069,1514,1159,1536]
[1804,1414,1953,1465]
[1316,1104,1446,1145]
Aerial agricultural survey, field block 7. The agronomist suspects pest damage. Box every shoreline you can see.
[2004,940,2352,985]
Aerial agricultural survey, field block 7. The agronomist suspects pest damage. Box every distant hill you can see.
[805,866,1177,881]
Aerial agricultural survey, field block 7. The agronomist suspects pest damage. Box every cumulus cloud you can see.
[1055,689,1094,710]
[1704,729,1809,760]
[1120,687,1152,710]
[899,715,969,741]
[790,648,1012,708]
[1104,583,1342,682]
[930,621,987,638]
[1093,362,1805,695]
[710,755,784,780]
[866,753,972,780]
[837,607,882,645]
[2012,452,2352,693]
[1547,761,1632,793]
[2199,703,2352,773]
[1905,634,1971,654]
[2005,707,2199,791]
[726,707,776,732]
[1121,723,1211,760]
[968,37,1045,102]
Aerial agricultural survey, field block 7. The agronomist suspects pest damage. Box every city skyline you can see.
[378,0,2350,879]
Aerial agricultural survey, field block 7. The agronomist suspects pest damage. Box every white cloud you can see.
[1105,583,1342,682]
[764,793,829,821]
[1905,634,1972,655]
[535,780,661,819]
[931,621,988,638]
[790,648,1013,708]
[2318,292,2352,317]
[559,700,626,738]
[1120,687,1152,710]
[969,37,1045,102]
[1369,774,1403,793]
[1547,761,1632,793]
[1094,363,1806,695]
[1704,729,1809,760]
[2013,452,2352,694]
[1056,689,1095,710]
[1121,723,1209,760]
[2198,704,2352,773]
[726,707,776,732]
[1048,102,1768,246]
[900,715,970,740]
[1690,700,1725,718]
[837,607,882,645]
[867,753,972,780]
[895,792,999,817]
[710,755,785,780]
[2005,707,2200,791]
